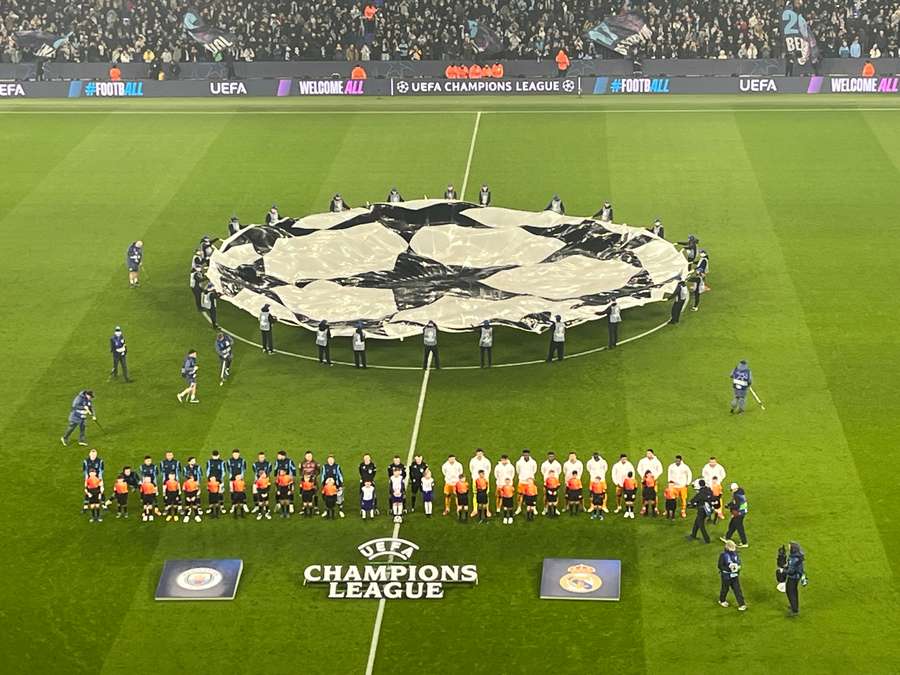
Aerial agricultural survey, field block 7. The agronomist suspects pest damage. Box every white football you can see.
[393,515,402,524]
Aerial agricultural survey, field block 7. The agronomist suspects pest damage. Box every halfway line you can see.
[364,353,432,675]
[460,111,481,199]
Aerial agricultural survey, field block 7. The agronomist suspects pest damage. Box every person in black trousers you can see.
[259,304,274,354]
[670,281,688,324]
[201,283,218,328]
[686,479,712,543]
[785,541,806,616]
[607,300,621,348]
[547,314,565,362]
[316,320,332,365]
[718,539,747,610]
[722,483,749,547]
[352,323,367,368]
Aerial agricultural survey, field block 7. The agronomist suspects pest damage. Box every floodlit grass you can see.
[1,95,899,674]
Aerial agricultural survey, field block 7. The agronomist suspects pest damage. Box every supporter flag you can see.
[781,5,820,65]
[183,8,236,60]
[585,12,651,56]
[13,30,71,58]
[466,20,504,56]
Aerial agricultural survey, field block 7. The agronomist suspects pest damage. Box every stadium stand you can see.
[0,0,898,64]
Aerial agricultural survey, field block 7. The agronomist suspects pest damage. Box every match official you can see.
[61,389,95,447]
[109,326,130,382]
[126,240,143,288]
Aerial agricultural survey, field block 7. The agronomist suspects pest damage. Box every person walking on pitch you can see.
[423,320,440,369]
[479,320,493,368]
[259,304,274,354]
[177,350,199,403]
[718,540,747,610]
[722,483,749,547]
[670,281,688,324]
[315,320,332,365]
[126,240,143,288]
[61,389,95,447]
[109,326,130,382]
[352,322,367,368]
[607,300,621,348]
[730,360,752,414]
[215,332,233,385]
[201,282,218,328]
[692,250,709,311]
[785,542,807,616]
[547,314,565,362]
[686,479,713,543]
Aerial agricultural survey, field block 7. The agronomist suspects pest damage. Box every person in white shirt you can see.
[540,452,563,514]
[636,449,663,515]
[546,314,565,362]
[701,457,726,489]
[441,455,463,516]
[494,454,515,512]
[586,452,609,513]
[468,448,492,517]
[611,454,635,513]
[420,469,435,517]
[479,320,493,368]
[514,449,538,514]
[423,320,440,369]
[667,454,693,517]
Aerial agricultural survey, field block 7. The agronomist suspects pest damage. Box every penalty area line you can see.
[364,353,432,675]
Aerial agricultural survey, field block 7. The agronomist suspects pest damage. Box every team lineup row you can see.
[80,447,747,532]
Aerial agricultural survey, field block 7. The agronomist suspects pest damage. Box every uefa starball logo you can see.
[562,79,576,92]
[304,538,477,599]
[175,567,224,591]
[396,80,410,94]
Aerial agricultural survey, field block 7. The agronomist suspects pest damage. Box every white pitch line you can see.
[364,353,432,675]
[460,111,481,200]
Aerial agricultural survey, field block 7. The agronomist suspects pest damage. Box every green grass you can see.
[2,95,899,674]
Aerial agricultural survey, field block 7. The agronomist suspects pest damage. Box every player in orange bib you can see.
[588,477,606,520]
[565,472,583,516]
[663,481,678,520]
[622,472,637,518]
[84,470,103,522]
[455,477,470,522]
[544,471,560,518]
[207,475,223,519]
[163,473,181,522]
[113,474,130,519]
[641,471,658,517]
[183,474,201,523]
[499,479,516,524]
[322,477,339,519]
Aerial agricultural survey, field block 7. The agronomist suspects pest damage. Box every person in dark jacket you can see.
[785,541,807,616]
[686,479,713,543]
[718,539,747,610]
[722,483,749,546]
[315,320,332,365]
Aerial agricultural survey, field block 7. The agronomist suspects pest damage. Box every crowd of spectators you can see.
[1,0,899,64]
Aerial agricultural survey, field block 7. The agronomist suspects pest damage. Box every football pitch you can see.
[2,94,900,674]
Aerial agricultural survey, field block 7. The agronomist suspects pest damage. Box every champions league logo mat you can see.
[540,558,621,601]
[155,559,243,600]
[304,538,477,599]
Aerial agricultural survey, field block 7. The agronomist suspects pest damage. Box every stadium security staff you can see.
[444,184,457,200]
[479,184,491,206]
[316,320,332,365]
[177,349,199,403]
[547,315,565,362]
[109,326,130,382]
[718,540,747,610]
[423,320,440,369]
[330,193,348,212]
[730,360,752,414]
[126,240,143,288]
[785,542,807,616]
[61,389,95,446]
[201,282,218,328]
[259,304,274,354]
[265,205,280,225]
[215,332,233,385]
[686,479,713,543]
[545,194,565,214]
[352,322,367,368]
[670,281,688,324]
[387,188,404,203]
[594,201,613,222]
[692,251,709,311]
[607,300,621,348]
[479,320,492,367]
[722,483,749,547]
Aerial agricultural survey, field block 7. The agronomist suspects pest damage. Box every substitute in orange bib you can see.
[350,64,367,80]
[862,60,876,77]
[491,62,504,78]
[469,63,483,79]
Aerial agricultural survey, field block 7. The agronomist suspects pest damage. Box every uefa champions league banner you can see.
[391,77,580,96]
[206,200,687,339]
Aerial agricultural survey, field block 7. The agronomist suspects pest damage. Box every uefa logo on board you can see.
[357,537,420,561]
[175,567,224,591]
